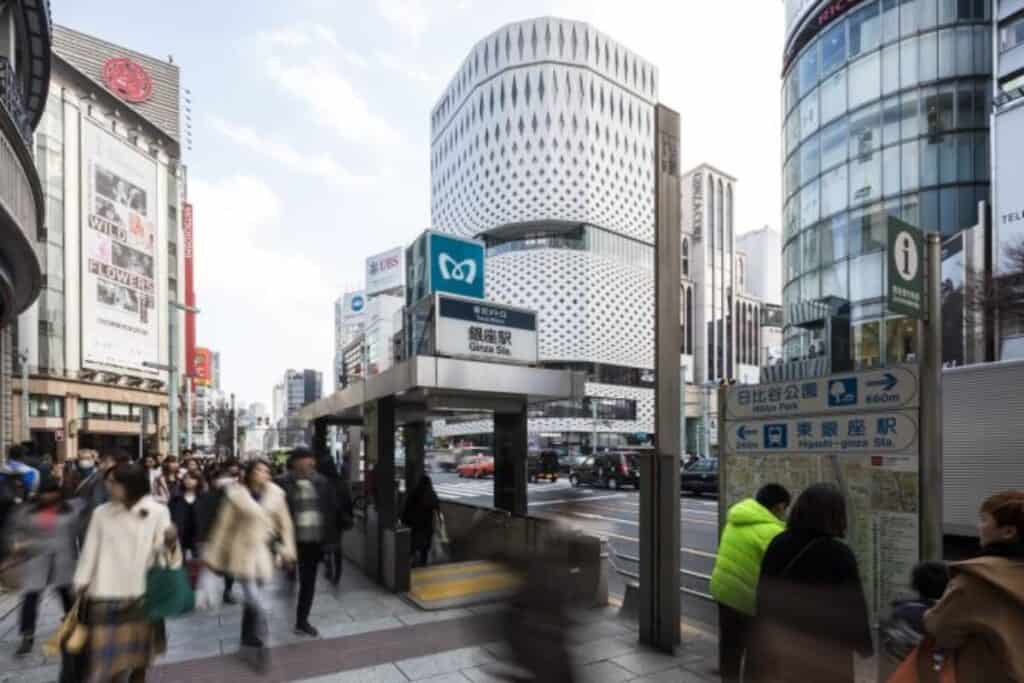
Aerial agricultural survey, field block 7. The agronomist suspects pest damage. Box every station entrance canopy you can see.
[298,354,584,427]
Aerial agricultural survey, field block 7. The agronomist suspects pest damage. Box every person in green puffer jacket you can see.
[711,483,791,683]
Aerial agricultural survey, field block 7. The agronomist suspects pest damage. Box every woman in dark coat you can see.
[748,483,873,683]
[402,475,439,566]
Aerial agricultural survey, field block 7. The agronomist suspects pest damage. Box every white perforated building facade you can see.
[429,18,659,449]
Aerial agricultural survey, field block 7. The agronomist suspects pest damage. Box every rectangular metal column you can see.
[404,421,426,495]
[494,402,528,516]
[921,233,944,561]
[368,397,397,530]
[312,418,328,459]
[640,104,682,651]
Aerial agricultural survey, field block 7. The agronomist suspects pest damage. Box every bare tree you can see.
[963,239,1024,354]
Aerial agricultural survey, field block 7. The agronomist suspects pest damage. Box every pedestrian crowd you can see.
[710,481,1024,683]
[0,441,354,681]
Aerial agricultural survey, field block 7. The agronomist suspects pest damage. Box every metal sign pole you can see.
[640,104,681,652]
[920,233,944,561]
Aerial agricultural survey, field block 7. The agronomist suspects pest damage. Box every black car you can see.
[569,452,640,490]
[528,451,560,483]
[680,458,718,497]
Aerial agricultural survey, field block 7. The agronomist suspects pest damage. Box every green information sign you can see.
[887,221,924,319]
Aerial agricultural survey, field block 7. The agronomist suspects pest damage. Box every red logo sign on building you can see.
[102,57,153,103]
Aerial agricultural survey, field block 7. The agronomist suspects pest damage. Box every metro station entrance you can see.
[299,354,606,603]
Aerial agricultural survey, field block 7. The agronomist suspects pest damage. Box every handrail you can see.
[0,57,32,149]
[609,546,714,601]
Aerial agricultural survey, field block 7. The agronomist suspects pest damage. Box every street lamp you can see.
[144,301,199,459]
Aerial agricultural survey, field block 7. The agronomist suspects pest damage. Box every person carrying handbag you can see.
[72,464,180,683]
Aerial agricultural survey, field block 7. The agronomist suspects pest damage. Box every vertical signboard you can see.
[887,221,924,319]
[723,368,922,620]
[80,120,160,375]
[193,347,212,386]
[995,104,1024,274]
[941,235,965,367]
[183,203,196,377]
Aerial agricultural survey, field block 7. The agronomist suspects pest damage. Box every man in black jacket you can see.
[277,447,339,638]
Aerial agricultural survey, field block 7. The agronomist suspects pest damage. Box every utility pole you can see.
[185,376,192,450]
[145,301,199,459]
[231,392,238,461]
[19,349,29,442]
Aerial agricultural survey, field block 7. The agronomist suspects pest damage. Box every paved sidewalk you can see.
[0,563,721,682]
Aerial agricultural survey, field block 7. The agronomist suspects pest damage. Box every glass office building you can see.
[782,0,993,366]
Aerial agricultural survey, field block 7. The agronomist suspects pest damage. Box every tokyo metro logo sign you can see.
[438,253,478,285]
[429,233,485,300]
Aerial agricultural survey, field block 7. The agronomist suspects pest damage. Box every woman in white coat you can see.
[73,463,180,683]
[204,459,295,668]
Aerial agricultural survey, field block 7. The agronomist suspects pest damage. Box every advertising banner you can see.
[193,347,212,386]
[183,203,195,377]
[342,290,366,323]
[366,247,405,296]
[434,294,538,365]
[995,104,1024,274]
[80,120,159,375]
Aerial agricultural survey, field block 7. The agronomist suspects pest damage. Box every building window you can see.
[737,258,745,290]
[1000,14,1024,53]
[29,395,64,418]
[681,237,689,277]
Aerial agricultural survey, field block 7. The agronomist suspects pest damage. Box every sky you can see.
[53,0,785,410]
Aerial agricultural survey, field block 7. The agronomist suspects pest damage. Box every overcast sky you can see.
[55,0,785,409]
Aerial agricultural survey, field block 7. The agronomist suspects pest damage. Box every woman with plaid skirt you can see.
[72,464,181,683]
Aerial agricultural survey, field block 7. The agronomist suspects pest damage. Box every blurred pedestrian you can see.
[60,449,96,500]
[881,561,949,665]
[277,448,339,637]
[748,483,873,683]
[168,471,203,560]
[72,463,180,683]
[143,455,160,488]
[6,477,81,656]
[923,490,1024,682]
[402,475,439,567]
[74,450,130,544]
[204,459,295,670]
[196,465,240,603]
[4,444,41,499]
[710,483,791,683]
[317,452,353,587]
[152,457,180,504]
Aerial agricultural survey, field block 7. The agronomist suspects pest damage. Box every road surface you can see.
[430,471,721,631]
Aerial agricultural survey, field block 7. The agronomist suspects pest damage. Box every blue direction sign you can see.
[728,411,918,454]
[725,366,919,419]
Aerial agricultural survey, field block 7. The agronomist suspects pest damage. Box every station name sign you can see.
[729,411,918,454]
[435,294,538,365]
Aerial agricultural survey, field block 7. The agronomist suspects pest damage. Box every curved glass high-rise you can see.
[782,0,992,366]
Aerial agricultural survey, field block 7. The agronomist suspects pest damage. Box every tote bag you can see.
[144,551,195,621]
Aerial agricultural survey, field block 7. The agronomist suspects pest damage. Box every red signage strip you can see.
[183,203,196,378]
[783,0,868,75]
